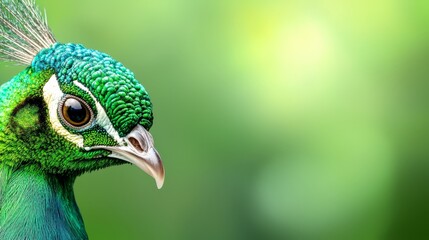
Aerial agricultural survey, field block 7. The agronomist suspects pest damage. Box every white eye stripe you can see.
[43,75,125,147]
[43,75,84,147]
[72,81,125,146]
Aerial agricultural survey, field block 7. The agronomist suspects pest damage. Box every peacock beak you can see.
[94,125,165,189]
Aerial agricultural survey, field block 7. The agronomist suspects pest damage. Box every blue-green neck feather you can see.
[0,166,87,239]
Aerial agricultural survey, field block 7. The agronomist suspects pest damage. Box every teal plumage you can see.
[0,0,164,239]
[0,167,87,239]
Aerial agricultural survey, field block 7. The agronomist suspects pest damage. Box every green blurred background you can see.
[1,0,429,239]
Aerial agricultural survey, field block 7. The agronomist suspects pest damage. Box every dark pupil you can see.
[64,98,88,126]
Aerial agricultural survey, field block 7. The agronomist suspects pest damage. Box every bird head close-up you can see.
[0,0,164,239]
[1,43,164,185]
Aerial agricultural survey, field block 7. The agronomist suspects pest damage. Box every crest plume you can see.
[0,0,56,65]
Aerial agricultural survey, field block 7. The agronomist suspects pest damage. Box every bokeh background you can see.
[1,0,428,239]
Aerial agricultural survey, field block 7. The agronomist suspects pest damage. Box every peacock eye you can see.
[59,95,94,129]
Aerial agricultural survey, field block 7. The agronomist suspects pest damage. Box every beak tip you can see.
[155,175,165,189]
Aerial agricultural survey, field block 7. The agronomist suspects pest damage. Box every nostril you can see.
[128,137,145,152]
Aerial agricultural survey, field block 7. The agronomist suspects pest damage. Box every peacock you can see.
[0,0,164,239]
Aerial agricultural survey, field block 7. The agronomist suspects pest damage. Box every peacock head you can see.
[0,0,164,189]
[3,43,164,188]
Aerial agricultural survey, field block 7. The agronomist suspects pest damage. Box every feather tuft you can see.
[0,0,56,65]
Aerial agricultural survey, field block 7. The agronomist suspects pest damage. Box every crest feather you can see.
[0,0,56,65]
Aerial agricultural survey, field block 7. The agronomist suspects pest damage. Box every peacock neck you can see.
[0,165,88,240]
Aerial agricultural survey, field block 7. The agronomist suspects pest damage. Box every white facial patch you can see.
[43,75,84,147]
[73,81,125,146]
